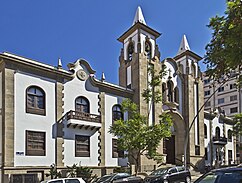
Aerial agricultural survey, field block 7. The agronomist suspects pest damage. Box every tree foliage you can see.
[109,66,172,175]
[204,0,242,83]
[45,164,62,179]
[109,99,172,174]
[233,113,242,136]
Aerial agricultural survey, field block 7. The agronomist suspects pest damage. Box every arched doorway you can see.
[164,112,185,165]
[164,135,175,164]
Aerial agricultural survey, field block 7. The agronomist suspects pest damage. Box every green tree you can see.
[233,113,242,135]
[205,0,242,135]
[109,66,172,175]
[204,0,242,83]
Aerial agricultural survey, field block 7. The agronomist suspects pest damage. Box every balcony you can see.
[213,136,228,145]
[66,110,101,130]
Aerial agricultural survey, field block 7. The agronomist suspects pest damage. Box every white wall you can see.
[124,30,138,60]
[63,63,100,166]
[176,56,198,77]
[224,124,234,163]
[162,60,183,114]
[123,29,156,60]
[105,94,128,167]
[64,67,99,115]
[140,30,155,58]
[63,127,100,166]
[204,118,211,165]
[14,72,56,166]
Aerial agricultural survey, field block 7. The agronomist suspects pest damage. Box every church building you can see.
[0,6,224,183]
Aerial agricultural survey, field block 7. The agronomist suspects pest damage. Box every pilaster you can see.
[56,80,64,167]
[98,92,105,166]
[3,68,15,167]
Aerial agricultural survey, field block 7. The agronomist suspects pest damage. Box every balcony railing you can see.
[213,136,228,145]
[66,110,101,123]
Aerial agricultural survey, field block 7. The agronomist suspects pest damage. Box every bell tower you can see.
[174,35,205,168]
[118,7,164,168]
[118,6,161,117]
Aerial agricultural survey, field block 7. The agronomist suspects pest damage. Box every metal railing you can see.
[212,136,228,144]
[66,110,101,123]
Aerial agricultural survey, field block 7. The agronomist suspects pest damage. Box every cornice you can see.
[118,22,161,43]
[0,52,73,79]
[174,50,202,61]
[89,76,134,98]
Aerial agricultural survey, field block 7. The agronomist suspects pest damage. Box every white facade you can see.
[14,71,56,166]
[204,111,235,167]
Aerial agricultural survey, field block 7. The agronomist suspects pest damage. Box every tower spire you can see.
[177,35,190,55]
[132,6,146,25]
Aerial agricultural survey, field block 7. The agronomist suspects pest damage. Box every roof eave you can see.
[89,76,134,98]
[174,50,202,61]
[118,22,161,43]
[0,53,73,79]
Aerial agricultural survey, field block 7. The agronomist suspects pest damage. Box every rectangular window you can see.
[230,83,237,90]
[195,145,200,155]
[204,90,210,96]
[75,135,90,157]
[230,107,238,114]
[218,98,224,104]
[230,95,237,101]
[26,131,45,156]
[218,87,224,92]
[205,148,208,160]
[205,101,211,107]
[204,79,210,85]
[112,139,118,158]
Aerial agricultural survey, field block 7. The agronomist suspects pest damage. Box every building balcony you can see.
[213,136,228,145]
[66,110,101,130]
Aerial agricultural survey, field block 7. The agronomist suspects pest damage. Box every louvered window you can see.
[75,135,90,157]
[26,130,45,156]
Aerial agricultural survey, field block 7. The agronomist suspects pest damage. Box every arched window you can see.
[75,97,89,113]
[127,42,134,61]
[26,86,45,115]
[204,124,207,139]
[179,64,184,74]
[167,80,174,102]
[228,130,232,142]
[174,87,179,104]
[145,41,152,60]
[191,63,196,76]
[112,105,123,124]
[215,127,220,138]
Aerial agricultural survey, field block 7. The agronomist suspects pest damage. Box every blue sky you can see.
[0,0,226,84]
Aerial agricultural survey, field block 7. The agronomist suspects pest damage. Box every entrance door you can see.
[165,135,175,164]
